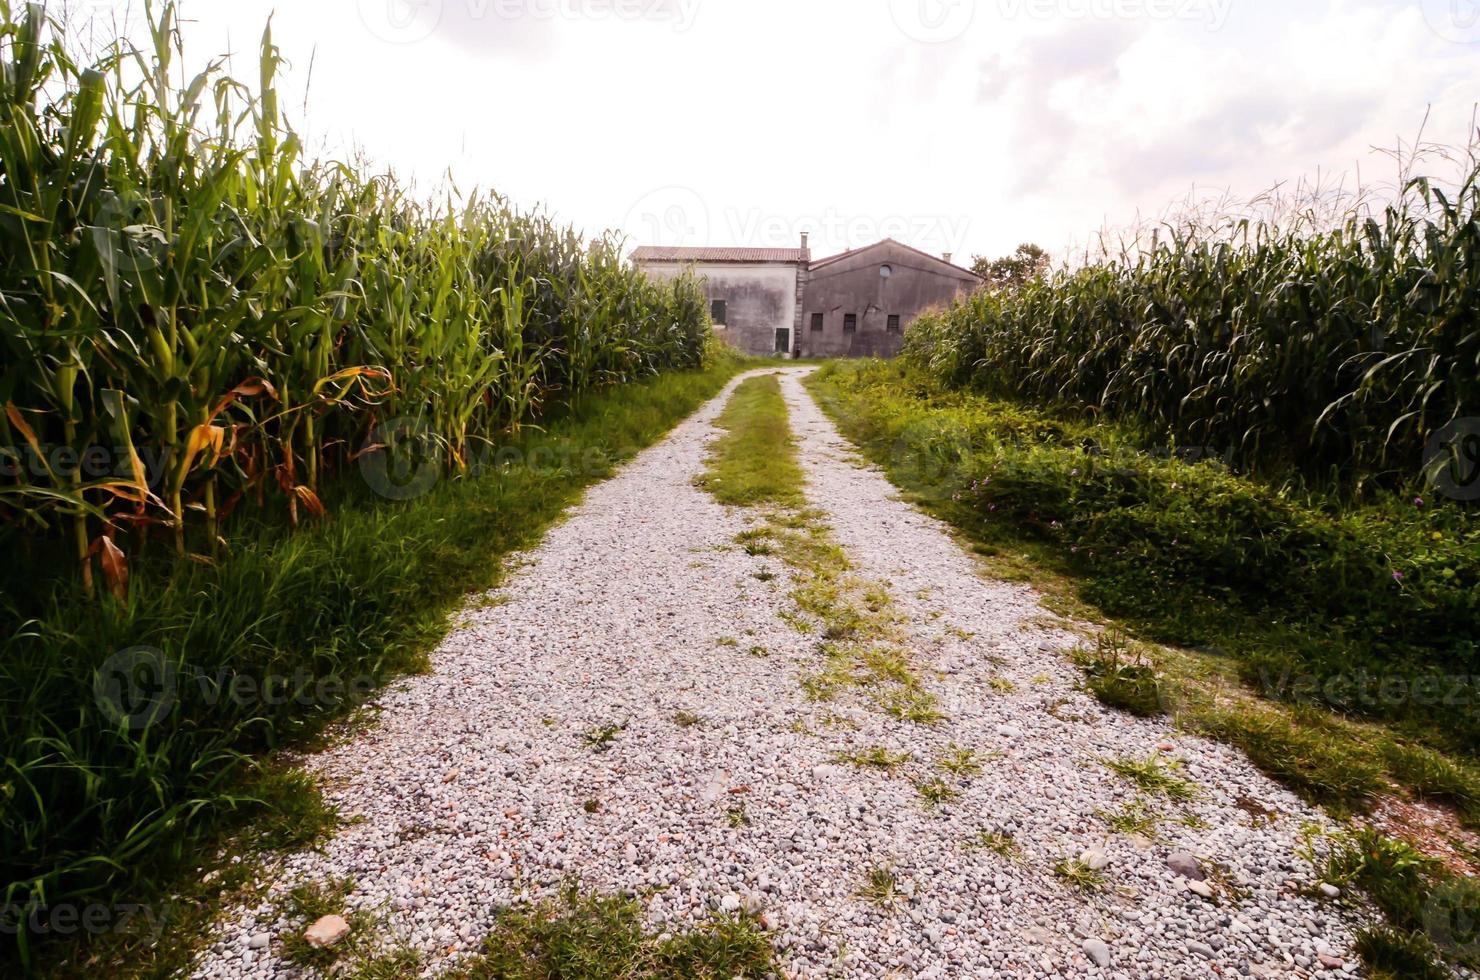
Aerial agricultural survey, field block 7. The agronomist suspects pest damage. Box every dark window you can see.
[887,315,901,332]
[810,313,824,331]
[844,313,857,333]
[710,300,727,326]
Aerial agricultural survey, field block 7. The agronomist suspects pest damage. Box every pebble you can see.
[1079,848,1109,871]
[1083,938,1112,968]
[187,370,1368,980]
[302,915,349,949]
[1167,851,1205,881]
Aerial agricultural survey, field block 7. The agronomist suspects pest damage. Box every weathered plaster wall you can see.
[640,262,799,357]
[799,243,979,359]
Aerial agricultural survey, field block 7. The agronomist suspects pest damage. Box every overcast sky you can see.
[74,0,1479,264]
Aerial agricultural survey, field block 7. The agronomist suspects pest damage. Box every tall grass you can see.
[905,145,1480,485]
[0,1,718,967]
[0,1,709,590]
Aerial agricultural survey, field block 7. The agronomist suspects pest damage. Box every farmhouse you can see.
[632,236,981,358]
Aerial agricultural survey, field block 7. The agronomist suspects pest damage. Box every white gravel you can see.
[193,367,1368,978]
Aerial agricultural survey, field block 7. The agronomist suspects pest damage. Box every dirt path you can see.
[194,367,1363,979]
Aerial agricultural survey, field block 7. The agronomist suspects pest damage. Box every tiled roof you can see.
[630,246,809,264]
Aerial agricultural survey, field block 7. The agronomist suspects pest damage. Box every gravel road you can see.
[193,367,1367,978]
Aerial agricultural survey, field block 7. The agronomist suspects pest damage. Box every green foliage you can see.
[805,362,1479,754]
[696,374,805,509]
[1101,755,1198,801]
[968,830,1021,859]
[1098,798,1160,836]
[1074,630,1167,717]
[913,777,960,808]
[1052,857,1106,892]
[833,747,912,773]
[906,163,1479,483]
[934,744,985,777]
[1,356,747,968]
[1354,927,1450,980]
[582,724,625,752]
[0,1,710,579]
[856,865,898,907]
[968,243,1050,292]
[1315,827,1480,974]
[1322,827,1438,929]
[444,890,774,979]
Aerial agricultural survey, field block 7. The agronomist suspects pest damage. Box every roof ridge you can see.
[810,238,979,277]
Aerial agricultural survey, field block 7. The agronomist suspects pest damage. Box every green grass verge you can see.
[443,890,774,979]
[694,373,805,509]
[698,373,944,724]
[806,358,1480,977]
[5,351,750,976]
[805,360,1479,791]
[1308,826,1480,976]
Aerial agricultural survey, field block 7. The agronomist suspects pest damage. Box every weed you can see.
[969,830,1022,859]
[697,376,806,509]
[834,747,913,774]
[1353,928,1450,980]
[1099,799,1160,836]
[1102,755,1198,801]
[935,744,985,777]
[857,865,898,907]
[876,688,948,725]
[443,888,774,978]
[915,778,961,809]
[1321,827,1438,929]
[279,878,378,971]
[583,724,625,753]
[1075,631,1166,718]
[1053,858,1106,892]
[673,712,702,729]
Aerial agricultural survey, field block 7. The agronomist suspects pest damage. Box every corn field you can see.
[0,1,709,597]
[0,5,716,958]
[904,152,1480,483]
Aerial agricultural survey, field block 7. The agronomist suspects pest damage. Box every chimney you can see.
[801,232,810,253]
[943,252,953,264]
